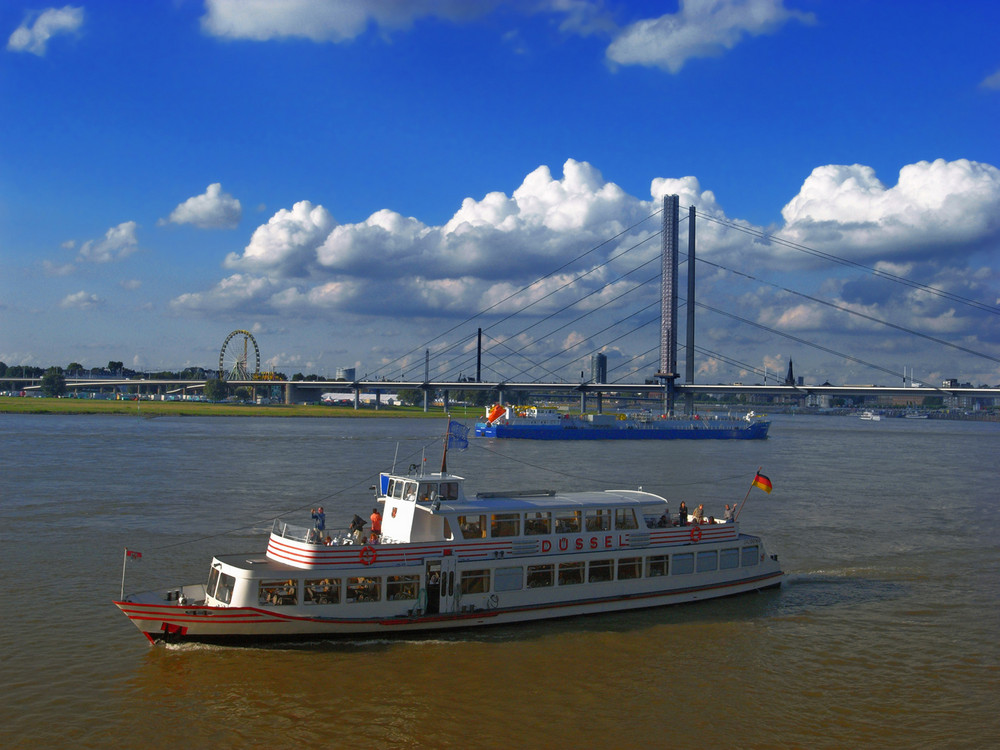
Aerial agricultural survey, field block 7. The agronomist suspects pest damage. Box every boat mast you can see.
[441,420,450,474]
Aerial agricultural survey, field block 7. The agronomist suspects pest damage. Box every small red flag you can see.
[126,549,142,560]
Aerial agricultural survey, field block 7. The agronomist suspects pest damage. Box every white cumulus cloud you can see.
[60,290,103,310]
[779,159,1000,261]
[980,68,1000,90]
[200,0,494,42]
[224,200,335,277]
[606,0,814,73]
[161,183,242,229]
[7,5,83,56]
[77,221,139,263]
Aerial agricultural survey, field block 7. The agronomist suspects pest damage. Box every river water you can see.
[1,413,997,749]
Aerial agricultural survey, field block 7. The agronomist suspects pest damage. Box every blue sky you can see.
[2,0,999,387]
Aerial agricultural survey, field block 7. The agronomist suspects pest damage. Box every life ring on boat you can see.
[690,526,702,542]
[360,545,378,565]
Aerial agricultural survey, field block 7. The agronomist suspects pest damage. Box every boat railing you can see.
[270,519,358,546]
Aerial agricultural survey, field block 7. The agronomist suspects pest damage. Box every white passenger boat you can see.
[116,427,783,645]
[859,410,881,421]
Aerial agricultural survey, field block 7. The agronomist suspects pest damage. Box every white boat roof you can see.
[383,470,664,512]
[446,490,660,513]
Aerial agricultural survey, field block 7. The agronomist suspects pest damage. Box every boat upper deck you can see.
[258,469,737,570]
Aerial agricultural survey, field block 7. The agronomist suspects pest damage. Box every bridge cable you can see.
[367,209,666,379]
[695,210,999,316]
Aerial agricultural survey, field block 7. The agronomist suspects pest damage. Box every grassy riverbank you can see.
[0,396,457,418]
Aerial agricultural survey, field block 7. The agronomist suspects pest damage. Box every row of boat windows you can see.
[257,575,420,605]
[522,545,760,588]
[385,478,461,504]
[456,508,639,539]
[216,546,762,606]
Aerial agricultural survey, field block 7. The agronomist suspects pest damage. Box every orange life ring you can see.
[360,545,377,565]
[690,526,702,542]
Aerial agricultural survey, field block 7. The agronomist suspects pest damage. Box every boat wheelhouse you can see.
[116,461,782,645]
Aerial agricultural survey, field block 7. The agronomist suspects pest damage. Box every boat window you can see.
[206,567,220,598]
[554,510,581,534]
[524,511,551,535]
[391,480,405,500]
[588,559,613,583]
[440,481,460,500]
[557,561,584,586]
[458,514,486,539]
[614,508,639,530]
[418,483,436,503]
[259,579,297,606]
[741,545,760,567]
[442,517,454,541]
[672,553,694,575]
[494,567,523,592]
[646,555,669,577]
[387,575,419,601]
[584,509,611,532]
[346,577,381,603]
[403,481,417,502]
[526,564,554,588]
[490,513,520,537]
[215,573,236,604]
[460,569,490,595]
[304,578,339,605]
[697,551,718,572]
[720,548,740,570]
[618,557,642,580]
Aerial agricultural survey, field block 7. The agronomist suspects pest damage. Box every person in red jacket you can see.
[370,508,382,536]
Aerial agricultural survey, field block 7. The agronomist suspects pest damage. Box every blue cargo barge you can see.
[475,405,770,440]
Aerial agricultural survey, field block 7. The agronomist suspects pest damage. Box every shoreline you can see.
[0,396,452,418]
[2,397,994,422]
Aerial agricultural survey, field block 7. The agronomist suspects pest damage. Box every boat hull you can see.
[115,569,782,644]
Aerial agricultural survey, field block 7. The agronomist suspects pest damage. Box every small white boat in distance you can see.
[859,410,881,421]
[116,426,783,645]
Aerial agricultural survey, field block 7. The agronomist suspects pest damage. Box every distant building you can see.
[591,354,607,384]
[336,367,356,381]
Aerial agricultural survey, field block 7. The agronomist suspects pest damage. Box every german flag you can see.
[752,472,773,494]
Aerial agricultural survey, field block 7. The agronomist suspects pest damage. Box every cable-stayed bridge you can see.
[12,195,999,411]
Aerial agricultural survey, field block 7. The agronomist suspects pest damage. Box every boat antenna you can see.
[391,442,400,474]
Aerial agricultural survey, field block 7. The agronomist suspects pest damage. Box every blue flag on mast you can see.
[447,420,469,451]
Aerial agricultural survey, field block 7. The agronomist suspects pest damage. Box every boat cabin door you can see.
[426,555,458,615]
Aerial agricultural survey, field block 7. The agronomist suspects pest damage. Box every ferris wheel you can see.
[219,329,260,380]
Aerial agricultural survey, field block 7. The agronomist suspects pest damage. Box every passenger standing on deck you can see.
[370,508,382,536]
[724,504,735,523]
[311,507,325,531]
[677,501,688,526]
[693,504,705,524]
